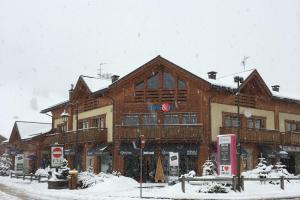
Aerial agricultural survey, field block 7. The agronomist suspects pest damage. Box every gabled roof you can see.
[14,121,52,140]
[81,75,111,93]
[40,100,69,113]
[0,134,7,142]
[109,55,210,89]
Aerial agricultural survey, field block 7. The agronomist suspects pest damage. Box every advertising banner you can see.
[168,152,179,184]
[15,154,24,174]
[217,134,236,176]
[51,146,64,168]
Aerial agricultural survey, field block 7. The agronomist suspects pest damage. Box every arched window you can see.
[147,73,159,89]
[178,79,186,89]
[163,72,175,89]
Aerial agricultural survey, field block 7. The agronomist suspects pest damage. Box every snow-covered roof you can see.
[271,90,300,103]
[81,76,112,93]
[16,121,52,140]
[204,69,255,89]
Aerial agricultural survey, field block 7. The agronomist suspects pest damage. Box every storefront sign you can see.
[217,134,236,176]
[168,152,179,184]
[147,103,174,112]
[51,146,64,168]
[15,154,24,174]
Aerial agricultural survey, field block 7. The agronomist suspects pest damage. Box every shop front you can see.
[87,144,112,174]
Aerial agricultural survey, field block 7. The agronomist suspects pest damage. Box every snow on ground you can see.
[0,191,21,200]
[0,175,300,200]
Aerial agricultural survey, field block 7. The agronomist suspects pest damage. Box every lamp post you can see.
[61,110,70,148]
[234,76,244,192]
[61,102,79,171]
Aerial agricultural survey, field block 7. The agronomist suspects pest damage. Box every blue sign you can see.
[147,103,174,112]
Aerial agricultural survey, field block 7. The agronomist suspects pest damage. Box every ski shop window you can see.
[163,72,175,89]
[124,114,139,127]
[286,121,300,132]
[142,113,157,126]
[223,113,240,128]
[247,117,266,129]
[147,73,159,89]
[164,114,179,124]
[182,113,198,124]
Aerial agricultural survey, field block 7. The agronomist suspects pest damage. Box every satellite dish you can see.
[244,110,252,118]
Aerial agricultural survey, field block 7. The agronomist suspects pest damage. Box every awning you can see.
[161,144,198,156]
[119,143,139,156]
[64,148,76,156]
[87,144,109,156]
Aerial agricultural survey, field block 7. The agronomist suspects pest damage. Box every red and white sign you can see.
[217,134,236,176]
[51,146,64,168]
[162,103,171,112]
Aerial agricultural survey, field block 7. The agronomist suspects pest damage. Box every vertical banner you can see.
[15,154,24,174]
[168,152,179,184]
[217,134,236,176]
[51,146,64,168]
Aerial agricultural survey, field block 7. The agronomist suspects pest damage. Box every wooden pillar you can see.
[113,141,124,174]
[197,143,209,175]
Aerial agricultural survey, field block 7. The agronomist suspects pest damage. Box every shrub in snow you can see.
[0,153,12,176]
[242,157,272,179]
[35,166,51,177]
[202,160,217,176]
[112,171,121,177]
[198,182,229,193]
[77,170,104,188]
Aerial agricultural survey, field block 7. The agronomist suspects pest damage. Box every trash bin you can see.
[68,170,78,189]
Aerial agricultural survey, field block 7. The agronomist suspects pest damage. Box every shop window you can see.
[142,113,157,126]
[135,80,145,90]
[182,113,197,124]
[163,72,175,89]
[178,79,186,89]
[124,114,139,127]
[164,114,179,124]
[223,113,240,128]
[247,117,265,129]
[147,73,159,89]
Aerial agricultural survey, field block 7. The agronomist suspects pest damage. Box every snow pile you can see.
[198,182,229,193]
[77,169,104,188]
[0,153,12,176]
[34,166,51,177]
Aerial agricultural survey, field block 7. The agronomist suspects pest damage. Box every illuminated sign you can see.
[147,103,174,112]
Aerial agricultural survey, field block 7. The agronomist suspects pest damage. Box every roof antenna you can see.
[241,56,249,71]
[97,62,112,80]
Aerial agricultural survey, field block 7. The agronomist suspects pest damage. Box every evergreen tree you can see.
[0,153,12,176]
[202,160,217,176]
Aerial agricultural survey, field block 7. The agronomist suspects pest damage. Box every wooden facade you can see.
[3,56,300,178]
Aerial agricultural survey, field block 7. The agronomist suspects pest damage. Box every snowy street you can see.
[1,175,300,200]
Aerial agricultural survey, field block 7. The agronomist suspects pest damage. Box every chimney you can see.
[69,84,74,100]
[111,75,120,83]
[271,85,280,92]
[207,71,217,80]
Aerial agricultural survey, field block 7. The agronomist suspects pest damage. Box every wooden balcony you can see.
[43,128,107,146]
[115,124,203,142]
[220,127,300,146]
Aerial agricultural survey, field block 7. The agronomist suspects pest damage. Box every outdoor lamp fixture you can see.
[60,110,70,148]
[234,76,244,192]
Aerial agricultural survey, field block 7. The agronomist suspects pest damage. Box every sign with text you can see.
[217,134,236,176]
[51,146,64,168]
[15,154,24,174]
[147,103,174,112]
[168,152,179,184]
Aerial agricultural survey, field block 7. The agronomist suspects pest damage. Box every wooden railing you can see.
[220,127,300,146]
[43,128,107,145]
[134,89,187,102]
[116,124,203,141]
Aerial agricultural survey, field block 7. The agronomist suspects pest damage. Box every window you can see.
[124,114,139,127]
[83,121,89,130]
[164,114,179,124]
[247,117,265,129]
[178,79,186,89]
[182,113,197,124]
[163,72,175,89]
[135,80,144,90]
[147,73,159,89]
[93,117,105,128]
[223,113,240,128]
[142,113,157,126]
[57,124,67,132]
[286,121,300,132]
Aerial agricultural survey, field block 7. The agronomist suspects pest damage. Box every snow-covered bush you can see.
[0,153,12,176]
[199,182,229,193]
[77,170,104,188]
[181,170,196,178]
[35,166,51,177]
[202,160,217,176]
[242,157,273,179]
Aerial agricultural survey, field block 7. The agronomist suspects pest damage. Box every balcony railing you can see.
[115,124,203,142]
[220,127,300,146]
[43,127,107,145]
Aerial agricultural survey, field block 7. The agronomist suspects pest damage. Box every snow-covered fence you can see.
[10,171,49,183]
[179,176,300,193]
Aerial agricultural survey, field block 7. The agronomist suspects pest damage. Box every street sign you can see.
[51,146,64,168]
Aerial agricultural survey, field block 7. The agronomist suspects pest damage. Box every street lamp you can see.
[61,103,79,171]
[60,110,70,148]
[234,76,244,192]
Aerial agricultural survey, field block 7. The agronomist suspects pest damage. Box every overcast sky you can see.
[0,0,300,139]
